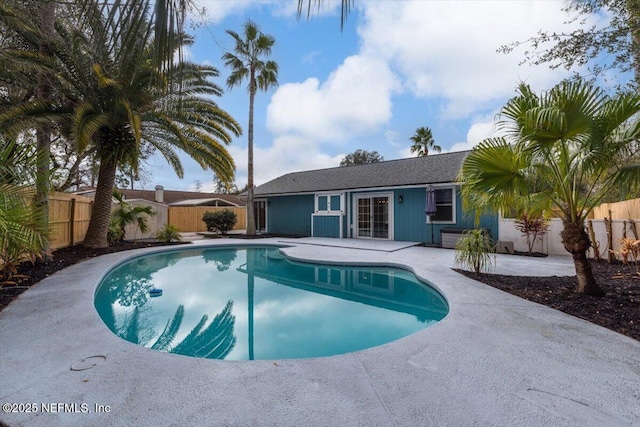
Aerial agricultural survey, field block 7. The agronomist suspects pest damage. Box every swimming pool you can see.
[94,246,448,360]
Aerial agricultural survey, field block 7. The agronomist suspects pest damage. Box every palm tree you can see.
[297,0,354,29]
[222,20,278,236]
[110,190,155,242]
[0,137,49,284]
[0,1,241,248]
[409,127,441,157]
[459,80,640,296]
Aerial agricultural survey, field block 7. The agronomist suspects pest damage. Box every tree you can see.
[0,1,241,248]
[213,174,238,194]
[459,80,640,296]
[409,127,441,157]
[340,149,384,166]
[223,20,278,236]
[499,0,640,88]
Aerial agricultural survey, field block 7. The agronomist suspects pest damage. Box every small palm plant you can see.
[0,139,49,285]
[110,190,155,243]
[454,229,496,274]
[156,224,182,243]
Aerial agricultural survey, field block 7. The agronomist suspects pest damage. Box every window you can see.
[318,195,328,211]
[315,193,343,213]
[431,188,454,222]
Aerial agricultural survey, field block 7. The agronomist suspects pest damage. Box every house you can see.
[118,187,246,207]
[76,186,246,238]
[252,151,498,245]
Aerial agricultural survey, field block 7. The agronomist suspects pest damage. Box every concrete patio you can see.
[1,238,638,426]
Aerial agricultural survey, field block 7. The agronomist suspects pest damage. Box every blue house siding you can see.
[267,195,314,236]
[265,186,498,244]
[312,215,341,238]
[392,187,498,244]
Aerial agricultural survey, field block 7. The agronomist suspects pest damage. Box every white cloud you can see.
[228,135,342,186]
[446,117,500,153]
[357,1,589,118]
[267,55,400,142]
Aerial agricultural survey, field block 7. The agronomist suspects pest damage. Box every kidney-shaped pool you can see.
[94,246,448,360]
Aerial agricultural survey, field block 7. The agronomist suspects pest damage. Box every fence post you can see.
[69,198,76,246]
[605,210,615,263]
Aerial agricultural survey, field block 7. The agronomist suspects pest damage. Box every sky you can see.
[145,0,609,193]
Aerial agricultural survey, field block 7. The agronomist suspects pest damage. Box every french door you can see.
[355,194,391,239]
[254,200,267,233]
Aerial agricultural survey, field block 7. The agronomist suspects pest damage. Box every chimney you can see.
[155,185,164,203]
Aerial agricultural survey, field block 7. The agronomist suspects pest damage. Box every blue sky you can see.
[146,0,613,192]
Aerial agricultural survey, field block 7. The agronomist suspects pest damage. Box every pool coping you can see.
[1,238,639,426]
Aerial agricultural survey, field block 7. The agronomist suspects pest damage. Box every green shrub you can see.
[454,229,496,273]
[156,224,182,243]
[107,218,125,245]
[202,209,237,235]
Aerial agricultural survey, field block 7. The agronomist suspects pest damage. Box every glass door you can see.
[356,195,390,239]
[372,197,389,238]
[254,200,266,233]
[357,198,371,238]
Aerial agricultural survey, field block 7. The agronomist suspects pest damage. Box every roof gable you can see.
[254,151,469,196]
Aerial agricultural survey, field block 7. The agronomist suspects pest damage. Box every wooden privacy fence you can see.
[168,206,246,232]
[591,198,640,219]
[49,192,93,250]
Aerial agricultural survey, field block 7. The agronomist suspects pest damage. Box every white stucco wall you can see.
[122,199,168,240]
[498,218,638,259]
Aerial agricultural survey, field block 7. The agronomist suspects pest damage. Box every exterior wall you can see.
[392,187,498,244]
[267,194,314,236]
[267,187,499,244]
[499,218,639,258]
[124,200,168,240]
[312,215,342,238]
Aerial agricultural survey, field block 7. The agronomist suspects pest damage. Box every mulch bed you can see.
[0,241,184,311]
[2,242,638,342]
[456,260,639,341]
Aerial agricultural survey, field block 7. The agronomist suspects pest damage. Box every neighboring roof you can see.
[117,189,246,206]
[254,151,469,196]
[169,198,241,207]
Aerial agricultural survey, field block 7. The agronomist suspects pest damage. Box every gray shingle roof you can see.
[118,189,246,206]
[254,150,469,196]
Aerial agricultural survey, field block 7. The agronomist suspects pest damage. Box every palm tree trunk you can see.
[560,221,604,296]
[247,248,255,360]
[246,73,256,236]
[83,158,117,248]
[36,0,55,261]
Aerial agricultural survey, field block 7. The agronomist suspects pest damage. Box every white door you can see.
[355,194,391,239]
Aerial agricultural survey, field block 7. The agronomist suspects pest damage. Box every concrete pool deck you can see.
[1,238,638,427]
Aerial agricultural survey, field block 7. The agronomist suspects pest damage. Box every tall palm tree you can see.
[0,1,241,248]
[459,80,640,296]
[410,126,441,157]
[222,20,278,236]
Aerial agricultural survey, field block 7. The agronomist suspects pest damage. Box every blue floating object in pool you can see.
[149,288,163,297]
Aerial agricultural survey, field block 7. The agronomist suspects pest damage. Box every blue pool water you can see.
[94,246,448,360]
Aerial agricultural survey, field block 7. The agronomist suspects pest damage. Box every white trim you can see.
[314,192,345,214]
[258,182,459,198]
[352,192,394,240]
